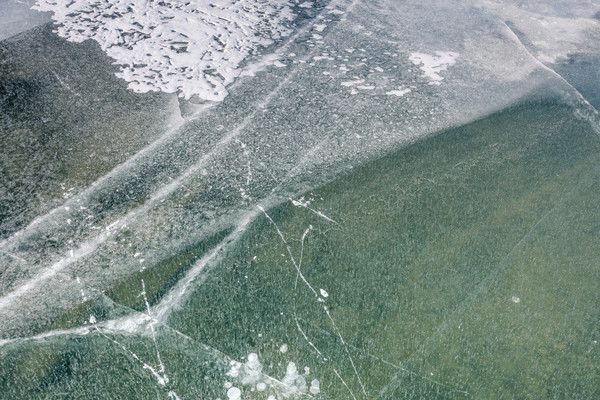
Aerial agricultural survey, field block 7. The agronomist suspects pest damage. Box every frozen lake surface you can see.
[1,0,599,398]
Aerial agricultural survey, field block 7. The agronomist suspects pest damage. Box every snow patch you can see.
[409,51,459,85]
[33,0,296,101]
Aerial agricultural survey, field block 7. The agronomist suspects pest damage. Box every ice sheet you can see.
[2,0,595,344]
[2,0,600,398]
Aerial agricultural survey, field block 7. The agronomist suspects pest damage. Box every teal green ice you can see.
[2,100,599,399]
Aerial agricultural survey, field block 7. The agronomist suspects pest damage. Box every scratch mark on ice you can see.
[290,198,338,224]
[258,205,367,399]
[141,280,167,377]
[95,326,169,387]
[333,367,358,400]
[294,226,324,357]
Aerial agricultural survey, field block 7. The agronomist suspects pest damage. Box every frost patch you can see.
[409,51,459,85]
[33,0,296,101]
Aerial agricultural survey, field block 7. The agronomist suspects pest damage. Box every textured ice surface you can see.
[481,0,600,65]
[1,0,600,398]
[1,0,597,346]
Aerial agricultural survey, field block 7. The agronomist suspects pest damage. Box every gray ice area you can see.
[0,0,51,42]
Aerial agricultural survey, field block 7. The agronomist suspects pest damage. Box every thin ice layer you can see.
[166,102,600,399]
[479,0,600,65]
[1,0,589,338]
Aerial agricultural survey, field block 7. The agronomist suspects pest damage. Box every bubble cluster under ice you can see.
[224,351,320,399]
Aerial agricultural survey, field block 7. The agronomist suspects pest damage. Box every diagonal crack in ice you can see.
[259,205,369,399]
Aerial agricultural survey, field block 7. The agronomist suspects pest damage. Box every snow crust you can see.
[33,0,296,101]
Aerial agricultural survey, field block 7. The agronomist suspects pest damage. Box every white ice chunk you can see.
[241,352,263,385]
[281,362,307,392]
[386,88,412,97]
[246,353,261,370]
